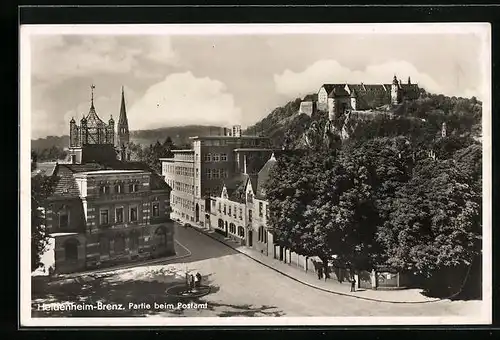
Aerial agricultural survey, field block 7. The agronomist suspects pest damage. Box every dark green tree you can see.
[31,174,58,271]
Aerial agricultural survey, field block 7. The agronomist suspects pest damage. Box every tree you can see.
[265,150,316,256]
[379,157,481,293]
[31,174,58,271]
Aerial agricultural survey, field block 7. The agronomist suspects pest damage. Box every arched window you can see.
[64,238,79,261]
[218,219,224,229]
[238,226,245,237]
[114,234,126,254]
[154,226,167,247]
[229,223,236,234]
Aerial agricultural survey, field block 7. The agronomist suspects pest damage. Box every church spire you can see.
[90,84,95,109]
[118,86,129,130]
[117,86,130,161]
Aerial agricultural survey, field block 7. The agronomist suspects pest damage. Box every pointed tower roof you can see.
[86,84,105,128]
[392,75,399,85]
[118,86,129,129]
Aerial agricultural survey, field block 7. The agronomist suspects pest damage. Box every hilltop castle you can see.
[299,75,421,120]
[68,85,131,164]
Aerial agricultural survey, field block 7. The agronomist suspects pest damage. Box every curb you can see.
[188,225,442,305]
[53,239,192,280]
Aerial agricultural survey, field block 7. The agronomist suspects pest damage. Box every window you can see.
[100,209,109,225]
[238,226,245,237]
[221,153,227,162]
[212,169,219,179]
[196,168,199,178]
[115,207,124,223]
[213,153,220,162]
[247,192,253,203]
[152,202,160,217]
[223,204,227,215]
[115,183,123,193]
[239,208,243,220]
[228,205,232,216]
[248,209,253,222]
[205,153,212,162]
[100,185,110,195]
[59,210,69,228]
[64,239,79,260]
[265,205,269,219]
[205,168,211,179]
[130,206,138,222]
[218,202,221,213]
[129,183,138,192]
[259,202,263,217]
[234,205,237,218]
[258,226,266,243]
[229,223,236,234]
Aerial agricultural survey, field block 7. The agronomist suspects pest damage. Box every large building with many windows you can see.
[160,126,273,227]
[33,85,174,274]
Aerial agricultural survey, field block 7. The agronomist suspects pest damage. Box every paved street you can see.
[31,223,482,318]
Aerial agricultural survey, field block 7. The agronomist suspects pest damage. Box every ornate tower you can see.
[69,117,79,147]
[117,86,130,161]
[391,75,400,105]
[107,115,115,145]
[441,122,447,138]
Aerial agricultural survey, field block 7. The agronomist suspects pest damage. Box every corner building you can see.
[36,85,174,274]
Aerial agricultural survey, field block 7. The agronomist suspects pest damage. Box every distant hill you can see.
[244,93,482,149]
[31,125,225,151]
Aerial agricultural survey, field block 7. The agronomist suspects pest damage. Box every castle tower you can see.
[117,86,130,161]
[391,75,400,105]
[441,122,447,138]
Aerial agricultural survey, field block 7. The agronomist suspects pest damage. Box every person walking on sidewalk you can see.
[350,277,356,292]
[317,266,323,280]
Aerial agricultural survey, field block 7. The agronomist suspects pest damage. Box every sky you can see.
[27,25,488,139]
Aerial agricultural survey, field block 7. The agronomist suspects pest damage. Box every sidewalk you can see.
[48,240,192,280]
[188,223,442,304]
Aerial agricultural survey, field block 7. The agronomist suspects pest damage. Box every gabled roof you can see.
[256,153,277,199]
[31,162,57,178]
[49,160,170,200]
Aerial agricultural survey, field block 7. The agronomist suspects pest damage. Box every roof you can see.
[75,169,147,176]
[50,161,170,199]
[320,84,350,98]
[31,162,57,178]
[172,149,194,153]
[256,154,277,199]
[223,173,249,203]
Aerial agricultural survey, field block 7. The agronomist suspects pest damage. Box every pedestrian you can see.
[317,266,323,280]
[195,272,202,287]
[194,272,200,289]
[189,274,195,292]
[350,277,356,292]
